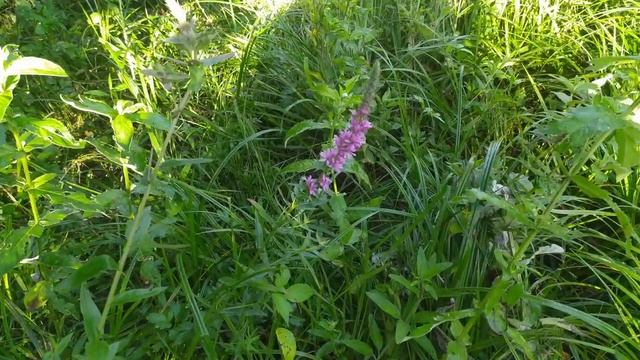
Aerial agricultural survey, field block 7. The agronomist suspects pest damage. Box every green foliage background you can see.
[1,0,640,359]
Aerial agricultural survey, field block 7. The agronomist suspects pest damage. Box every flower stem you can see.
[12,130,39,224]
[98,89,193,334]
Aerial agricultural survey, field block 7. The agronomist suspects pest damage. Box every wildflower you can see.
[305,175,318,196]
[320,102,373,173]
[319,174,331,192]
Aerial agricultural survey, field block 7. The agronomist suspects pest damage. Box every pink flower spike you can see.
[320,148,349,173]
[319,174,331,192]
[305,175,318,196]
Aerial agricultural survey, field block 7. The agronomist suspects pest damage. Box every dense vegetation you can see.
[1,0,640,358]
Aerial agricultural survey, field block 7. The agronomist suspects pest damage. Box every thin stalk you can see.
[122,165,132,192]
[98,89,193,334]
[12,131,39,223]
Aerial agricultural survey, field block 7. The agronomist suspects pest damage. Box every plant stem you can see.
[122,165,132,192]
[98,89,193,334]
[12,131,39,224]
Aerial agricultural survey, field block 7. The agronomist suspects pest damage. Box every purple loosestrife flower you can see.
[319,174,331,192]
[320,103,373,173]
[305,175,319,196]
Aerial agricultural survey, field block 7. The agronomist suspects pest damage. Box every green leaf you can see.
[63,255,117,289]
[285,120,330,146]
[446,339,468,360]
[504,283,525,306]
[80,284,101,342]
[284,283,314,303]
[61,95,116,118]
[342,339,373,357]
[485,304,507,334]
[589,55,640,71]
[344,160,371,188]
[112,287,166,306]
[368,315,383,351]
[125,112,171,131]
[0,227,30,277]
[366,291,400,319]
[276,328,296,360]
[24,280,48,311]
[84,340,117,360]
[281,159,323,174]
[615,128,640,176]
[28,118,85,149]
[112,115,134,148]
[31,173,56,189]
[572,175,610,200]
[0,89,13,123]
[5,57,67,77]
[201,52,235,67]
[548,103,625,147]
[272,293,292,324]
[395,319,410,344]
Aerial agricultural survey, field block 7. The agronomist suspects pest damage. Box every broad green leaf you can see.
[84,340,117,360]
[342,339,373,357]
[284,283,314,303]
[0,89,12,122]
[547,103,625,147]
[272,293,292,324]
[275,268,291,288]
[63,255,117,289]
[86,139,126,166]
[0,143,23,167]
[504,283,525,306]
[61,95,117,118]
[6,57,67,77]
[366,291,400,319]
[112,287,167,306]
[485,304,507,334]
[281,159,323,174]
[285,120,330,146]
[201,52,235,67]
[447,339,468,360]
[615,128,640,173]
[24,280,48,311]
[0,227,30,277]
[112,115,134,148]
[395,319,410,344]
[276,328,296,360]
[506,328,536,360]
[125,112,171,131]
[589,55,640,71]
[368,315,383,351]
[80,284,101,342]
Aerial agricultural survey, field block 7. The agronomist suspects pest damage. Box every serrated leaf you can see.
[80,284,101,342]
[112,287,166,306]
[571,175,610,200]
[342,339,373,357]
[6,57,67,77]
[285,120,329,146]
[276,328,296,360]
[366,291,400,319]
[285,283,314,303]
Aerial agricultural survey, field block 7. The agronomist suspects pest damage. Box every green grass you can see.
[1,0,640,359]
